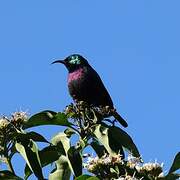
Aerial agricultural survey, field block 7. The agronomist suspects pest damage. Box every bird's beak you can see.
[51,60,66,65]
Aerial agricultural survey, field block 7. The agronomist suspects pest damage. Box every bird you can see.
[52,54,128,127]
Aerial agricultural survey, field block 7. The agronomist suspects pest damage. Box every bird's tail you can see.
[112,111,128,128]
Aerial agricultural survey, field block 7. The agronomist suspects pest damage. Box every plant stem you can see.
[6,157,15,174]
[4,142,15,174]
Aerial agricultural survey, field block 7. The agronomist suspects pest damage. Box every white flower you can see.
[142,162,163,171]
[0,118,9,130]
[102,156,111,165]
[127,155,141,164]
[12,111,28,122]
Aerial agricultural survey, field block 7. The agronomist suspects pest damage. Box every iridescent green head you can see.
[52,54,89,72]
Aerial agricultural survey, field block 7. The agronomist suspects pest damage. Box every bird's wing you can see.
[88,68,128,128]
[86,67,114,107]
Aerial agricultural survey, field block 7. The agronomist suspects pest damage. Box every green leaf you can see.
[0,171,23,180]
[108,126,141,158]
[51,132,70,155]
[68,146,82,177]
[75,175,92,180]
[51,132,83,177]
[75,175,100,180]
[64,127,76,138]
[49,155,71,180]
[11,131,49,162]
[23,111,73,129]
[9,141,19,160]
[51,132,76,175]
[39,146,60,166]
[90,138,107,157]
[108,129,124,157]
[25,131,49,143]
[25,146,60,179]
[55,112,73,126]
[164,173,180,180]
[168,152,180,174]
[15,139,43,180]
[76,138,86,151]
[93,124,118,155]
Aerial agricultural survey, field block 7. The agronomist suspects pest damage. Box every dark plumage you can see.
[52,54,128,127]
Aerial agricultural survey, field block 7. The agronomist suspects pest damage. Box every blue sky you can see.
[0,0,180,178]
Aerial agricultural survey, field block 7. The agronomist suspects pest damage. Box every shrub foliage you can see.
[0,102,179,179]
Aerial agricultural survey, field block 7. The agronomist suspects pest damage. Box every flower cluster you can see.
[116,176,140,180]
[84,154,125,179]
[11,111,28,128]
[0,117,10,130]
[85,154,123,172]
[85,154,164,179]
[0,111,28,156]
[138,162,163,177]
[64,102,120,128]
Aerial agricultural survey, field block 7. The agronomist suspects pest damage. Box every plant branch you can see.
[5,156,15,174]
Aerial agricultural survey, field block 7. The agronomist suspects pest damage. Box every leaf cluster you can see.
[0,103,179,179]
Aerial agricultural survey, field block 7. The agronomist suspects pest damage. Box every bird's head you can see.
[52,54,89,72]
